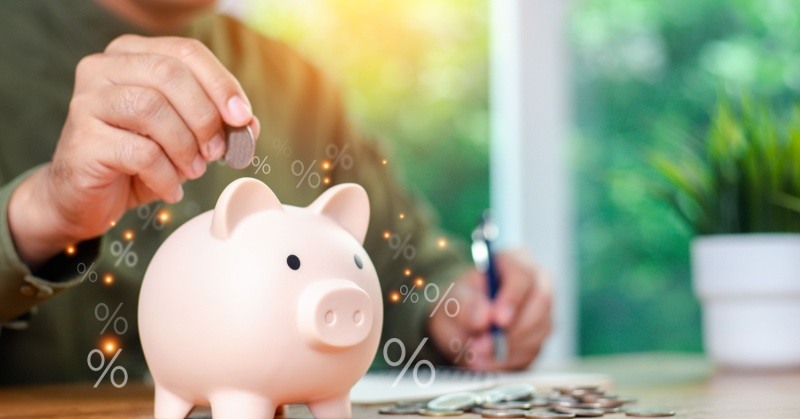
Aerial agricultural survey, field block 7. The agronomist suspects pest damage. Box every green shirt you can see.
[0,0,468,384]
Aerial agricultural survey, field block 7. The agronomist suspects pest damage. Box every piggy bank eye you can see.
[287,255,301,270]
[354,254,363,269]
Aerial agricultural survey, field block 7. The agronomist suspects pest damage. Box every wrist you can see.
[8,166,78,268]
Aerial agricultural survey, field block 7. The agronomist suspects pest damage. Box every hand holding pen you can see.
[427,211,554,371]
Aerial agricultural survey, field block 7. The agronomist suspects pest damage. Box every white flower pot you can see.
[692,234,800,369]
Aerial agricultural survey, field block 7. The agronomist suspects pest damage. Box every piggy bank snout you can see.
[297,279,374,350]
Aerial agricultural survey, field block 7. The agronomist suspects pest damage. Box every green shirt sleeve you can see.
[0,166,99,324]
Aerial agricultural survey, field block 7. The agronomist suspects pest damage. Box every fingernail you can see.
[173,185,184,203]
[498,305,515,326]
[207,133,225,161]
[192,154,206,178]
[227,96,252,125]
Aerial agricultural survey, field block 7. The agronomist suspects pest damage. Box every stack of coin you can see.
[377,383,676,418]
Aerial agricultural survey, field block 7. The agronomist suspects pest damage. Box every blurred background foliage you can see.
[246,0,800,355]
[571,0,800,354]
[247,0,490,244]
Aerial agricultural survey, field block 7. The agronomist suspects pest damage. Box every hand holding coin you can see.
[8,35,259,267]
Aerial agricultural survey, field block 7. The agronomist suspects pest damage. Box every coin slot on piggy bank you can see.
[138,178,382,419]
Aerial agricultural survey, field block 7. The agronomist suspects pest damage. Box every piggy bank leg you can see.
[153,384,194,418]
[307,394,351,419]
[210,391,276,419]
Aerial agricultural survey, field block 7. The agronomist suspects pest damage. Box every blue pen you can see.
[470,211,507,362]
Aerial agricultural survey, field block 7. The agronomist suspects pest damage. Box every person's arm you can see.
[338,135,471,367]
[321,85,552,370]
[1,35,259,322]
[0,167,100,323]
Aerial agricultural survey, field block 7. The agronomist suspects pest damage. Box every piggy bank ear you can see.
[211,177,283,239]
[309,183,370,244]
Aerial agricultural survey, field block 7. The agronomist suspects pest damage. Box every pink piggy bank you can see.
[138,177,383,419]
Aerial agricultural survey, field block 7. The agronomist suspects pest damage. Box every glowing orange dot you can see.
[323,177,331,185]
[403,268,412,277]
[414,277,425,288]
[382,231,391,240]
[100,337,119,355]
[321,161,331,170]
[110,221,117,227]
[398,213,405,220]
[381,159,388,166]
[389,291,401,303]
[157,210,171,223]
[437,237,448,249]
[103,274,114,286]
[123,230,135,241]
[65,245,76,256]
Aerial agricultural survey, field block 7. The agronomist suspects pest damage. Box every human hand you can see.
[8,35,259,267]
[428,250,552,370]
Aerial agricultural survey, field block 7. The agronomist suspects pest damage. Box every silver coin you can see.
[223,125,256,169]
[378,405,421,415]
[526,398,552,408]
[483,401,533,410]
[552,406,605,417]
[427,392,479,411]
[624,408,675,417]
[478,389,507,405]
[554,401,603,409]
[526,412,576,419]
[579,394,607,402]
[419,409,464,417]
[551,396,580,404]
[553,386,599,396]
[480,409,528,418]
[596,398,625,408]
[495,384,536,401]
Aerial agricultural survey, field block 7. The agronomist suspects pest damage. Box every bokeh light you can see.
[65,244,76,256]
[403,267,412,277]
[414,277,425,288]
[389,290,401,303]
[382,230,391,240]
[100,336,120,355]
[123,230,134,241]
[103,274,115,286]
[157,209,171,224]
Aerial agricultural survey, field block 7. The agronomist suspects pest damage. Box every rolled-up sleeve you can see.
[0,166,99,325]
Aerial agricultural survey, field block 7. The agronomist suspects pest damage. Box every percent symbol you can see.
[426,282,460,318]
[324,144,353,170]
[95,303,128,335]
[274,138,292,156]
[137,204,169,231]
[388,233,416,260]
[251,155,271,175]
[109,240,138,268]
[398,284,419,304]
[291,160,321,188]
[450,337,476,363]
[383,338,435,388]
[77,262,98,283]
[87,348,128,388]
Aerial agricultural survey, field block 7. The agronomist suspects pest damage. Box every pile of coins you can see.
[378,384,676,418]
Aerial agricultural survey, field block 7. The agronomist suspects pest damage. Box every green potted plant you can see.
[653,98,800,369]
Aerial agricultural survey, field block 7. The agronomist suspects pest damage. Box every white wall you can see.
[489,0,576,362]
